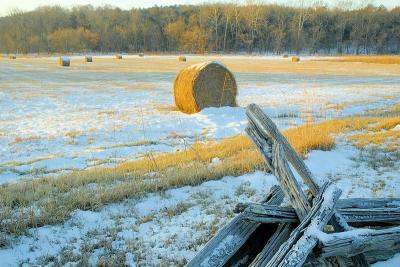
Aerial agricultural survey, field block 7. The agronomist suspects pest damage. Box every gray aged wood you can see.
[186,186,284,267]
[305,248,400,266]
[246,103,323,193]
[246,103,370,267]
[247,112,346,267]
[272,142,311,219]
[317,225,400,258]
[266,183,341,267]
[236,201,400,226]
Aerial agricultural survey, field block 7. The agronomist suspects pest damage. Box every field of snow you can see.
[0,56,399,266]
[1,57,399,183]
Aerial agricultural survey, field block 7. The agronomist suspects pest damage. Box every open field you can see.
[0,55,399,266]
[321,55,400,65]
[3,54,400,75]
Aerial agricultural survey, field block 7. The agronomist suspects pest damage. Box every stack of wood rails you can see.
[187,103,400,267]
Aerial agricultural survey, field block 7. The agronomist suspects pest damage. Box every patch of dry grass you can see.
[12,136,41,144]
[349,130,400,149]
[284,117,375,157]
[0,113,396,236]
[323,56,400,65]
[348,116,400,150]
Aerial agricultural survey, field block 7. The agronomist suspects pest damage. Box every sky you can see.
[0,0,398,16]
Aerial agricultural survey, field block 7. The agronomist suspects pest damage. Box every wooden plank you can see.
[246,103,322,193]
[266,182,341,267]
[271,141,311,219]
[246,104,370,267]
[236,202,400,226]
[305,248,400,266]
[186,185,284,267]
[317,226,400,258]
[248,123,311,219]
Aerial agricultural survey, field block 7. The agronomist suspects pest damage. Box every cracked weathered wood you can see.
[305,248,400,266]
[235,201,400,226]
[247,116,346,267]
[186,185,284,267]
[248,124,311,219]
[247,122,347,267]
[317,225,400,258]
[246,103,370,267]
[246,103,323,193]
[266,182,341,267]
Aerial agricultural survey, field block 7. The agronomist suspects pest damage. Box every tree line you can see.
[0,3,399,55]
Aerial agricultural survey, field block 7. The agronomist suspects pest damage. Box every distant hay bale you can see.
[85,56,93,62]
[138,53,144,57]
[283,54,289,58]
[59,56,70,67]
[9,55,16,59]
[173,62,237,114]
[116,55,123,59]
[178,55,187,62]
[292,56,300,62]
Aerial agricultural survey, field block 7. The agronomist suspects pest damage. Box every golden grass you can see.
[12,136,41,144]
[0,114,397,235]
[322,56,400,65]
[284,117,376,157]
[8,56,400,76]
[368,117,400,131]
[348,116,400,149]
[349,130,400,149]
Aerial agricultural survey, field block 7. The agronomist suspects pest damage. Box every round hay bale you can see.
[291,56,300,62]
[283,54,289,58]
[178,55,187,62]
[138,53,144,57]
[173,62,237,114]
[59,56,70,67]
[116,55,123,59]
[85,55,93,63]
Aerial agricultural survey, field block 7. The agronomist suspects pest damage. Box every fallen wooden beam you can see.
[305,248,400,266]
[186,185,284,267]
[235,201,400,226]
[317,225,400,258]
[237,198,400,212]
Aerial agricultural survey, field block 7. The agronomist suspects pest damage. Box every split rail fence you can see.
[187,103,400,267]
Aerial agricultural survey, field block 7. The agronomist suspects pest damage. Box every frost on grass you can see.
[1,58,400,182]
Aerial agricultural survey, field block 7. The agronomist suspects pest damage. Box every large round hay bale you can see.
[283,54,289,58]
[59,56,70,66]
[85,55,93,62]
[292,56,300,62]
[178,55,187,62]
[173,62,237,114]
[138,53,144,57]
[116,55,122,59]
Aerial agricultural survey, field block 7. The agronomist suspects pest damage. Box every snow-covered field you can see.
[1,58,399,183]
[0,56,399,266]
[1,146,399,266]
